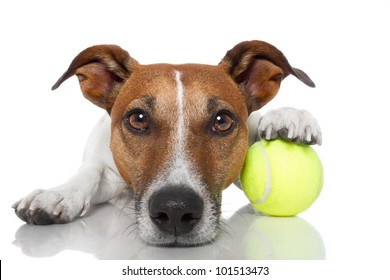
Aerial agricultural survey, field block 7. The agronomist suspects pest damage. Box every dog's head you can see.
[52,40,314,246]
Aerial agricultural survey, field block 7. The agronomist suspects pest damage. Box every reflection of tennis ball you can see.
[244,216,325,260]
[240,139,323,216]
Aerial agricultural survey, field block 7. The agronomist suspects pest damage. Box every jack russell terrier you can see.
[13,40,321,246]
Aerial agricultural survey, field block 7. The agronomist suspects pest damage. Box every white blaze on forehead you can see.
[168,70,192,185]
[175,70,185,151]
[147,70,195,186]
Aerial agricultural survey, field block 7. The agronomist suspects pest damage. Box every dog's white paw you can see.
[258,107,322,145]
[12,187,91,225]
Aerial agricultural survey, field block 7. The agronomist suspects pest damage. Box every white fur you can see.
[175,71,185,147]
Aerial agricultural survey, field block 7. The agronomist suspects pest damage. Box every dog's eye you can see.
[212,112,235,133]
[127,110,149,131]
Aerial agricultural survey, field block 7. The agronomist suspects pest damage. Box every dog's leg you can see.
[13,164,109,224]
[256,107,322,145]
[13,115,126,225]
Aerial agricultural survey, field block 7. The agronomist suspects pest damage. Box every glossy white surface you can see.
[10,187,325,260]
[1,0,390,279]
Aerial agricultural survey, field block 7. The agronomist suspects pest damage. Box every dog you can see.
[12,40,321,246]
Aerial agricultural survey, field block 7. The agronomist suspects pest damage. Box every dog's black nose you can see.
[148,185,204,236]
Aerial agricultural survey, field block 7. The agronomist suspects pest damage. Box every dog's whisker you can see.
[121,221,138,238]
[218,218,233,233]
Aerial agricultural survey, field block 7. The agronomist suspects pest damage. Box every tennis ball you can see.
[240,139,323,216]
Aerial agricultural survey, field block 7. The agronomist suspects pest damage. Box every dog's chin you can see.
[139,224,220,247]
[135,189,221,247]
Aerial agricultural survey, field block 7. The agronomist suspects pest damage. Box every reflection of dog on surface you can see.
[13,40,321,246]
[13,196,325,259]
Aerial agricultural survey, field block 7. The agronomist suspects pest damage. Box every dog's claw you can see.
[316,131,323,146]
[53,204,63,216]
[305,126,312,142]
[287,123,294,139]
[79,202,90,217]
[265,125,273,140]
[11,200,21,209]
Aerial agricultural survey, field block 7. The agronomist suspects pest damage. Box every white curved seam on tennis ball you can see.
[253,142,271,205]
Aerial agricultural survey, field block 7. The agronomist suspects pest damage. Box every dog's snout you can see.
[148,186,204,236]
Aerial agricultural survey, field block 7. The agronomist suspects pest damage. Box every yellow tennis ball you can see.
[240,139,323,216]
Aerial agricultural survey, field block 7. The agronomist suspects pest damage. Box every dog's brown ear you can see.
[52,45,139,114]
[219,40,315,112]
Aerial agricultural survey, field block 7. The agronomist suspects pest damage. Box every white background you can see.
[1,0,390,279]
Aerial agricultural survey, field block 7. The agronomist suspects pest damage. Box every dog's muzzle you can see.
[148,185,204,236]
